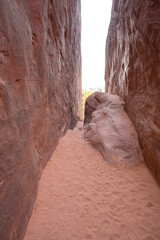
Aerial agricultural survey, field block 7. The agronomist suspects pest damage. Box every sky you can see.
[81,0,112,90]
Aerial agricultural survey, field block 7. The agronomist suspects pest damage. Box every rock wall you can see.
[105,0,160,183]
[0,0,81,239]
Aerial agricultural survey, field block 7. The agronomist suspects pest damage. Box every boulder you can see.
[84,92,144,167]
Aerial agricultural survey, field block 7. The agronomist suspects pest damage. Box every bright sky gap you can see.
[81,0,112,91]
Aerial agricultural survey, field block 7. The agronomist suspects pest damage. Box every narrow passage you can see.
[24,124,160,240]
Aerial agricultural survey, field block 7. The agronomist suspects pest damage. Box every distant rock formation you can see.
[0,0,81,239]
[105,0,160,183]
[84,92,144,167]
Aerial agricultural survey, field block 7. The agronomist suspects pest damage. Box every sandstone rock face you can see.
[105,0,160,182]
[0,0,81,239]
[84,92,144,167]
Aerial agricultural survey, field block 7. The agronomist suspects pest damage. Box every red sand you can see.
[24,126,160,240]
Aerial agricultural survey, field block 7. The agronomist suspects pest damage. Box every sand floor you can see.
[24,126,160,240]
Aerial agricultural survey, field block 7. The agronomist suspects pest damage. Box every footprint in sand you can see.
[146,201,153,208]
[85,233,93,239]
[143,237,156,240]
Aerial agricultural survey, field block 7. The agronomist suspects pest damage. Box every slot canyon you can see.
[0,0,159,240]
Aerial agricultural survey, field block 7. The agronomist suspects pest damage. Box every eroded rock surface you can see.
[105,0,160,182]
[0,0,81,239]
[84,92,144,167]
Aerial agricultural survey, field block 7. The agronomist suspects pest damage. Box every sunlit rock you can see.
[84,92,144,167]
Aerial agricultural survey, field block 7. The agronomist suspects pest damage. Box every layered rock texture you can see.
[0,0,81,239]
[84,92,144,167]
[105,0,160,183]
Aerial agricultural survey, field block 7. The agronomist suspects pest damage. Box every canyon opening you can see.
[81,0,112,91]
[0,1,160,240]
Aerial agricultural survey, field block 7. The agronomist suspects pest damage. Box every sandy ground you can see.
[24,125,160,240]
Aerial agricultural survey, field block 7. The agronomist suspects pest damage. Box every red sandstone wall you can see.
[0,0,81,239]
[105,0,160,183]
